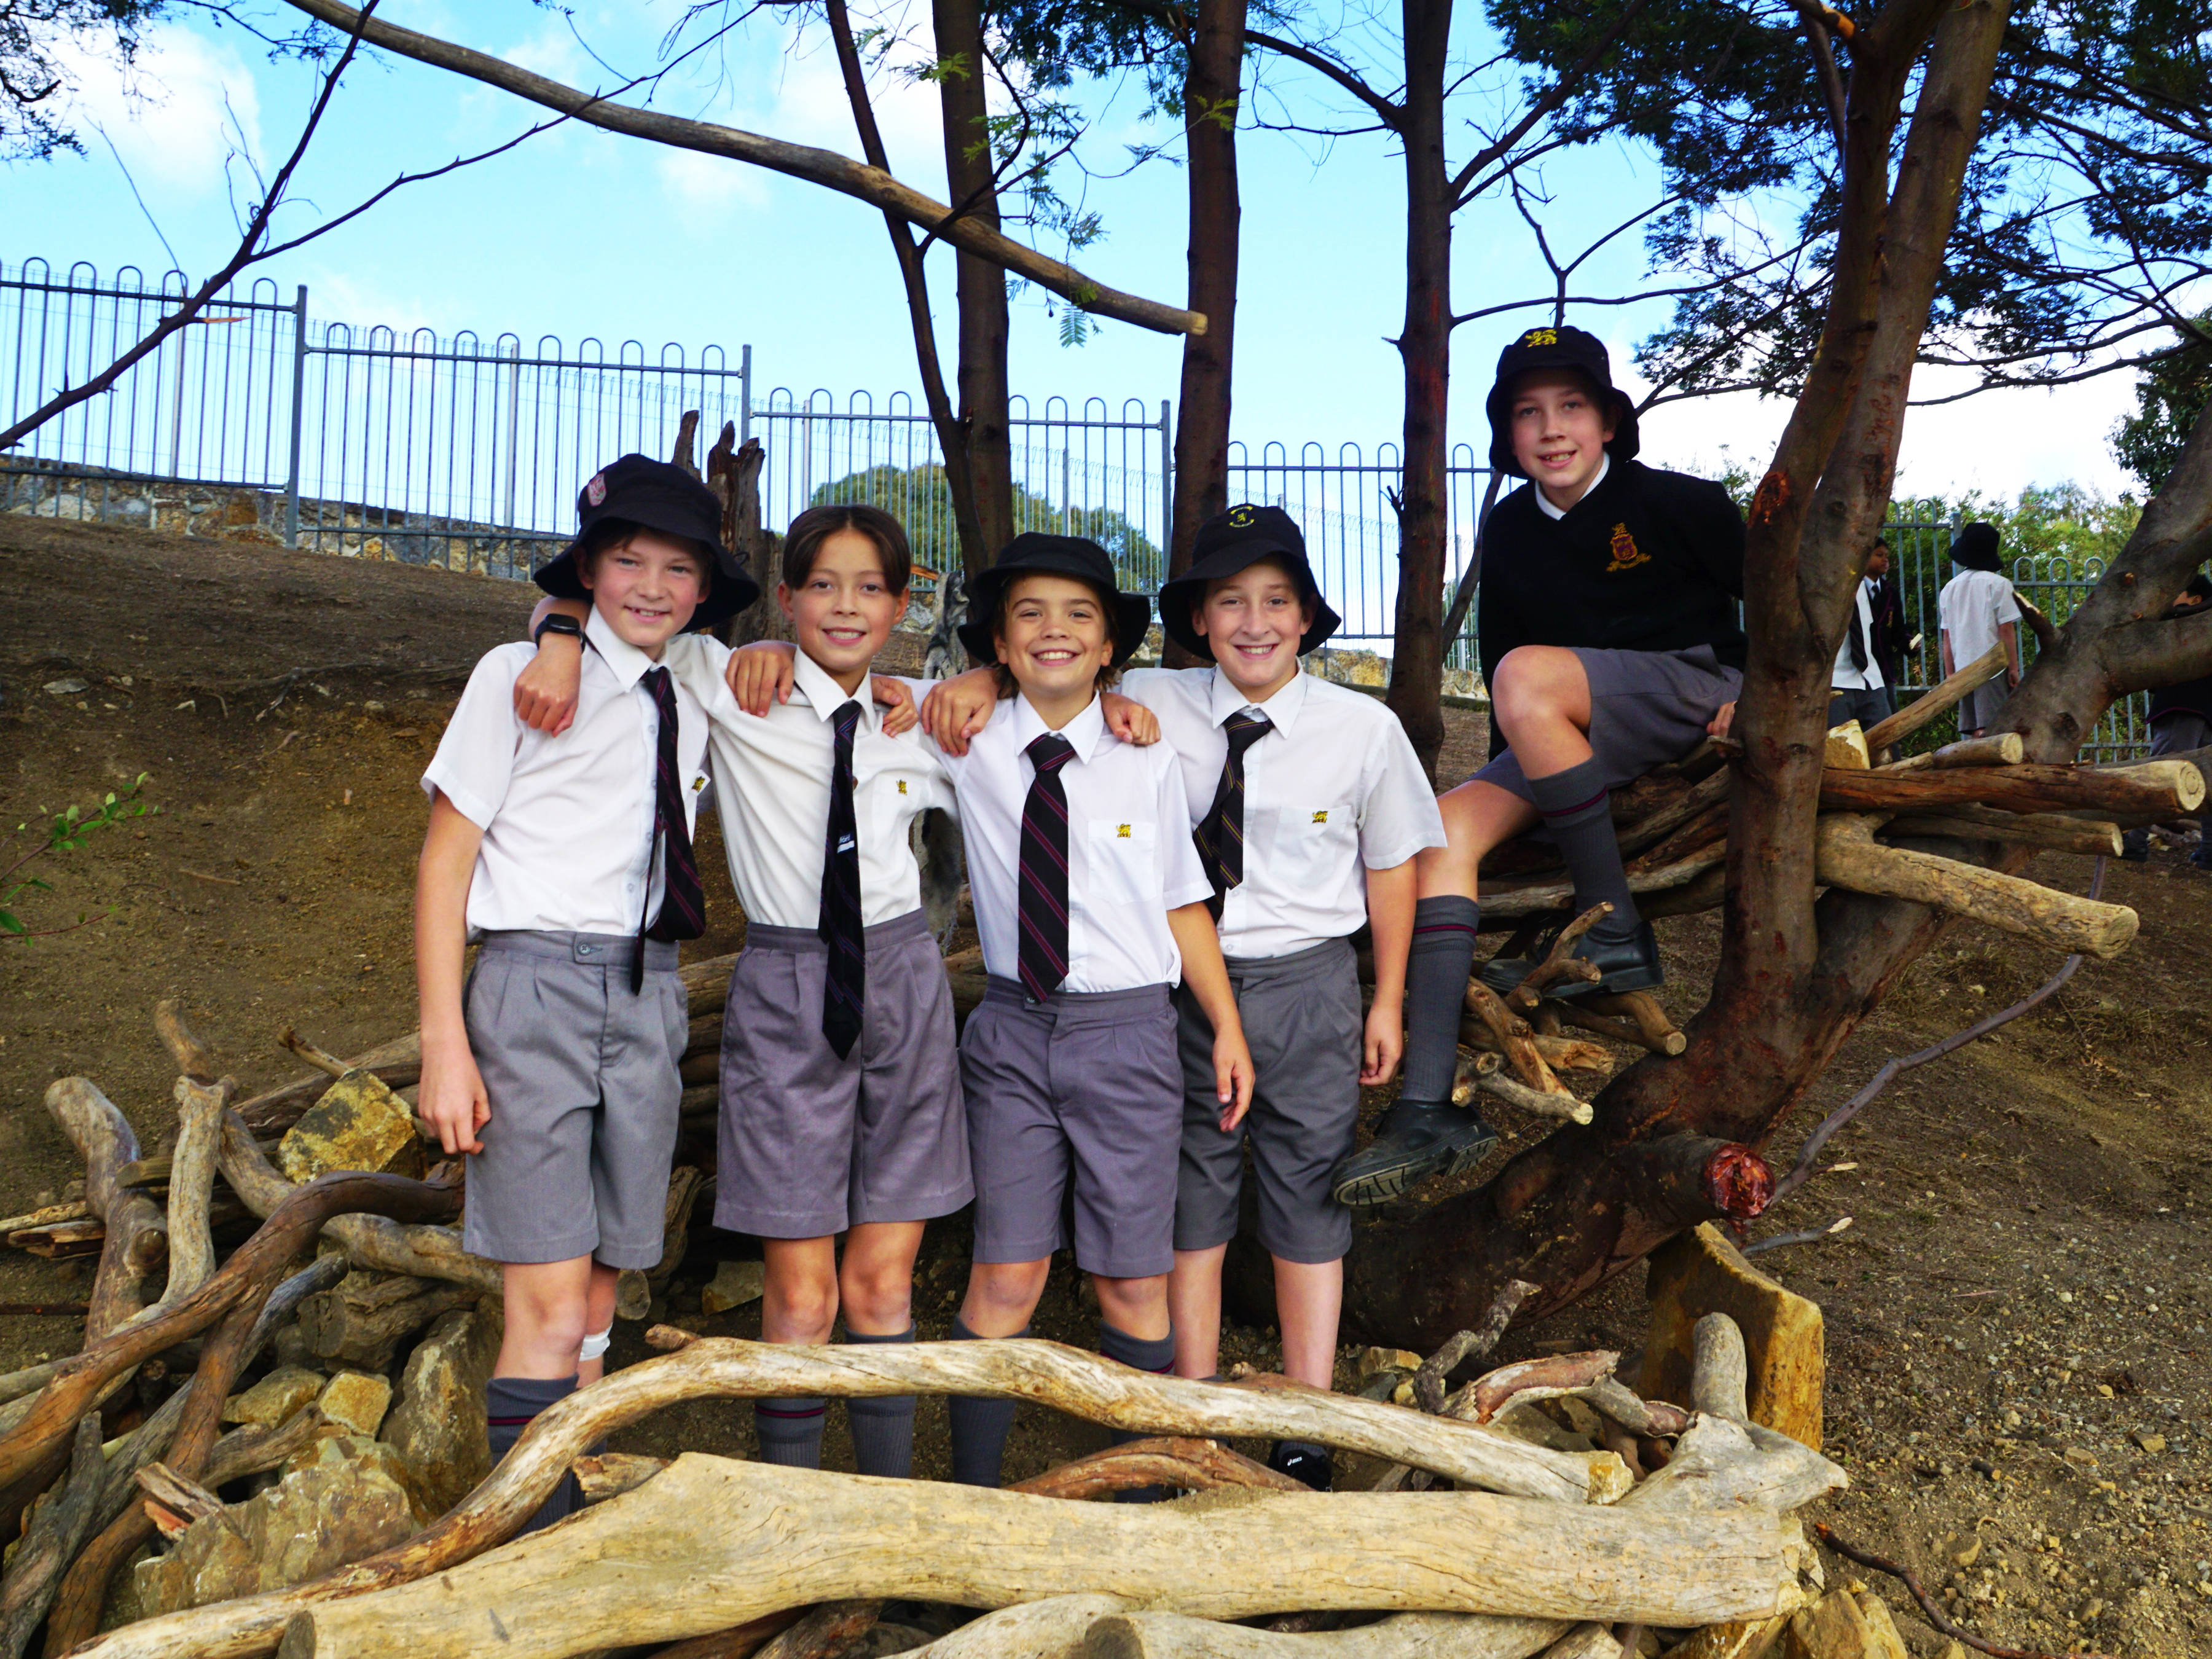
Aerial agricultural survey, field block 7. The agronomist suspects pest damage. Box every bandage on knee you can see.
[579,1324,613,1363]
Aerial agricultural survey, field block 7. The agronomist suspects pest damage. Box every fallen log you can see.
[1819,758,2205,820]
[44,1079,167,1341]
[0,1416,106,1659]
[1618,1137,1773,1230]
[1549,1000,1682,1059]
[272,1458,1811,1658]
[1861,642,2006,753]
[1883,806,2124,857]
[1874,732,2024,772]
[1814,814,2138,959]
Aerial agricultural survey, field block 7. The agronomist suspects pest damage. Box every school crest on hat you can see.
[1156,503,1342,661]
[585,471,608,507]
[1484,321,1641,479]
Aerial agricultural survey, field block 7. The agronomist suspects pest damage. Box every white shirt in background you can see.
[1939,567,2021,669]
[938,692,1212,994]
[665,638,956,929]
[1830,577,1887,692]
[1120,666,1446,960]
[423,607,710,938]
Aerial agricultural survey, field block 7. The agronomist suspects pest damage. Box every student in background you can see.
[1937,522,2021,737]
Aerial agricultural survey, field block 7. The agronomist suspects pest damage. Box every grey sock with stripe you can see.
[947,1316,1027,1488]
[844,1325,917,1480]
[754,1395,828,1469]
[1526,758,1641,938]
[1401,894,1481,1104]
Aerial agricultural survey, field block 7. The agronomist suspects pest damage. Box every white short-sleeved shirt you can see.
[938,692,1212,993]
[665,637,957,929]
[423,608,711,938]
[1939,567,2021,667]
[1830,578,1887,692]
[1121,666,1448,959]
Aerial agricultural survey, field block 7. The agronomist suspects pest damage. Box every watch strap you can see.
[534,613,585,646]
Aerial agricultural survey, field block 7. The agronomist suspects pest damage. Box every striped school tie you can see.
[638,666,704,994]
[817,700,866,1058]
[1018,732,1077,1000]
[1194,709,1273,919]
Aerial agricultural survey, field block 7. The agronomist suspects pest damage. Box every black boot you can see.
[1479,921,1664,999]
[1267,1440,1332,1491]
[1330,1098,1498,1207]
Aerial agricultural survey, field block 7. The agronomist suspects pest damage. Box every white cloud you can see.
[49,23,262,199]
[656,146,771,213]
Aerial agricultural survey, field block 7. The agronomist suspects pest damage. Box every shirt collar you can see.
[1207,662,1309,735]
[1534,450,1610,522]
[585,606,658,691]
[1010,690,1110,763]
[791,648,879,732]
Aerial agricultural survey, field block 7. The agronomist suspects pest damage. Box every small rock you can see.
[278,1070,425,1183]
[316,1371,393,1437]
[699,1259,767,1317]
[42,677,87,696]
[382,1303,501,1520]
[1952,1537,1983,1569]
[2133,1429,2166,1453]
[1355,1346,1424,1381]
[222,1367,324,1428]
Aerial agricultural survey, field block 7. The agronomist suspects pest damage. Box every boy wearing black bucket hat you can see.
[1338,324,1746,1206]
[1938,522,2022,737]
[417,453,753,1532]
[920,504,1441,1490]
[929,532,1253,1492]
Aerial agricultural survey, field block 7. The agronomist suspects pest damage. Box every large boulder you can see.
[382,1300,503,1520]
[132,1436,419,1616]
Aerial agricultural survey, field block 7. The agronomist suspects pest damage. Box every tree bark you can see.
[1164,0,1247,664]
[1383,0,1455,778]
[933,0,1016,573]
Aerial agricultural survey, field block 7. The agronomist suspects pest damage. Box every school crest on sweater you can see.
[1605,522,1649,573]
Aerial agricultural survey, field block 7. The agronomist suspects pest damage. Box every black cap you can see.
[958,533,1153,669]
[533,454,761,631]
[1484,323,1640,477]
[1950,521,2002,573]
[1156,503,1341,659]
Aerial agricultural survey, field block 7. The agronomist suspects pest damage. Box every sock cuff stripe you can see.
[1539,786,1610,820]
[1413,920,1478,937]
[755,1403,829,1421]
[485,1414,538,1427]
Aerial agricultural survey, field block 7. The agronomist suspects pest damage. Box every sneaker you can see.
[1330,1099,1499,1207]
[1267,1441,1332,1491]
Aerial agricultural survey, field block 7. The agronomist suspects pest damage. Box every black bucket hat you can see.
[1484,323,1641,477]
[533,454,761,632]
[1156,503,1341,659]
[1950,521,2003,573]
[958,533,1153,669]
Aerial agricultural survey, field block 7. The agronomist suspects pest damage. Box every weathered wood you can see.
[158,1071,235,1314]
[573,1453,669,1505]
[7,1218,105,1258]
[1460,1032,1612,1075]
[135,1460,227,1532]
[1481,847,1728,923]
[1641,1224,1824,1453]
[1508,906,1610,1007]
[0,1201,90,1236]
[1080,1609,1575,1658]
[1882,805,2123,856]
[904,1598,1132,1659]
[1860,642,2006,753]
[0,1416,106,1659]
[44,1078,167,1340]
[751,1601,881,1659]
[273,1457,1814,1658]
[1455,1353,1620,1426]
[202,1402,331,1491]
[1476,1073,1593,1126]
[1461,986,1570,1099]
[1818,758,2204,819]
[1549,1000,1683,1059]
[1577,992,1684,1057]
[1873,732,2023,772]
[1010,1437,1301,1501]
[1814,814,2138,959]
[644,1612,799,1659]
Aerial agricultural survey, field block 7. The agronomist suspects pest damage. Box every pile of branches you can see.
[0,1005,1848,1659]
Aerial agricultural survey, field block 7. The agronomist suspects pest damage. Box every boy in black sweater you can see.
[1336,324,1746,1205]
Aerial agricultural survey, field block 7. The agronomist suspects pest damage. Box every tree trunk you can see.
[1384,0,1454,779]
[933,0,1016,575]
[1344,0,2018,1347]
[1163,0,1247,664]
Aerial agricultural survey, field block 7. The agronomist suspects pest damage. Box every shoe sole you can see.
[1332,1134,1499,1208]
[1534,962,1666,1000]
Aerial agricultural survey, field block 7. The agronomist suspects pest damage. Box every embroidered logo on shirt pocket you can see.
[1084,818,1157,909]
[1271,802,1355,891]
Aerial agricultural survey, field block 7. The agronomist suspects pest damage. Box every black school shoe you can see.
[1268,1441,1332,1491]
[1477,920,1664,998]
[1330,1098,1499,1207]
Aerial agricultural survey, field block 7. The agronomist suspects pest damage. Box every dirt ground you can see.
[4,512,2211,1655]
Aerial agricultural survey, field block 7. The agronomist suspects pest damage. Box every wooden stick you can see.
[900,1598,1132,1659]
[6,1220,104,1259]
[647,1613,802,1659]
[1409,1281,1539,1413]
[750,1601,882,1659]
[1082,1610,1575,1658]
[1452,1352,1620,1427]
[152,1000,219,1084]
[278,1028,356,1080]
[1579,992,1684,1057]
[1862,642,2006,753]
[156,1072,235,1317]
[44,1079,167,1341]
[1010,1437,1302,1500]
[272,1458,1811,1658]
[1510,905,1612,1006]
[1814,815,2138,959]
[1874,732,2024,773]
[202,1403,331,1492]
[1548,1000,1682,1058]
[1883,806,2123,857]
[1477,1073,1593,1125]
[1461,984,1571,1097]
[1481,847,1728,923]
[0,1201,90,1236]
[1820,759,2205,818]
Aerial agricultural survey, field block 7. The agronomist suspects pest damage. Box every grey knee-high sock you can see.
[1402,895,1481,1104]
[754,1396,828,1469]
[1526,758,1640,938]
[947,1316,1027,1487]
[487,1374,581,1534]
[1098,1321,1177,1503]
[844,1325,917,1480]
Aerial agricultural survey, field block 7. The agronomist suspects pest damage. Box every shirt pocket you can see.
[1084,817,1159,910]
[1268,801,1359,894]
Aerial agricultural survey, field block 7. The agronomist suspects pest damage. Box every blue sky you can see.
[7,0,2145,503]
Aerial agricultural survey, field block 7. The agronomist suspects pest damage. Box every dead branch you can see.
[0,1416,105,1659]
[1618,1138,1774,1230]
[1410,1281,1540,1412]
[1875,732,2025,772]
[1477,1073,1594,1125]
[1862,643,2007,751]
[1455,1352,1620,1426]
[43,1079,167,1340]
[1008,1437,1301,1500]
[153,1001,219,1084]
[1883,807,2122,856]
[1818,759,2204,819]
[1577,993,1685,1057]
[202,1403,332,1491]
[1462,985,1571,1097]
[1550,1000,1684,1058]
[750,1601,882,1659]
[1082,1610,1579,1658]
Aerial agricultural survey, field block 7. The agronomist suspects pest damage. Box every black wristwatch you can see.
[533,614,584,646]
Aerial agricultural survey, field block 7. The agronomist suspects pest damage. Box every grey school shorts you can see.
[713,911,971,1240]
[1476,645,1743,798]
[1959,681,2011,735]
[961,976,1182,1279]
[1174,937,1363,1265]
[463,931,687,1270]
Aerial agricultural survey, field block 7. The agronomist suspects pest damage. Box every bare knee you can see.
[1491,646,1584,734]
[961,1260,1049,1334]
[839,1255,915,1333]
[763,1261,839,1344]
